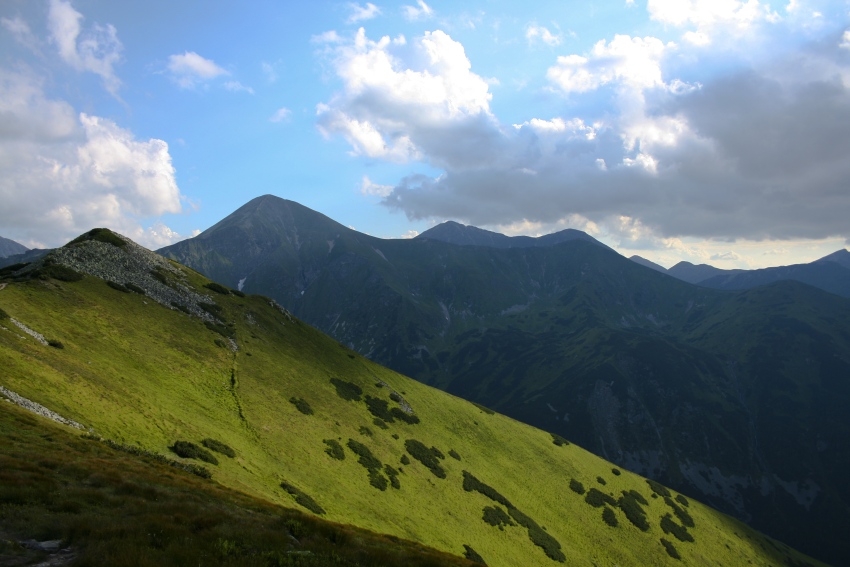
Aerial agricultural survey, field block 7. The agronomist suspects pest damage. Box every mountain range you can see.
[159,195,850,565]
[0,228,825,566]
[0,236,27,258]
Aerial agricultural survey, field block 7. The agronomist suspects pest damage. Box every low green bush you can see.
[0,307,8,320]
[372,418,388,430]
[171,302,191,314]
[204,282,230,295]
[612,468,621,476]
[330,378,363,401]
[551,433,569,446]
[602,506,618,527]
[448,449,461,461]
[618,490,650,531]
[569,479,585,495]
[199,302,223,317]
[40,264,83,282]
[647,479,671,498]
[675,494,689,507]
[390,407,420,424]
[482,505,515,529]
[390,392,402,403]
[463,545,486,565]
[661,514,694,542]
[368,469,388,491]
[125,282,145,294]
[170,441,219,465]
[201,438,236,458]
[365,396,393,422]
[384,465,401,489]
[461,471,512,508]
[346,439,382,472]
[0,262,29,277]
[289,397,314,415]
[47,340,64,349]
[150,269,169,285]
[404,439,446,478]
[231,289,245,297]
[204,321,234,339]
[323,439,345,460]
[664,497,695,528]
[660,538,681,560]
[106,281,130,293]
[472,402,495,415]
[400,454,410,465]
[585,488,616,508]
[358,426,373,437]
[280,482,325,515]
[597,476,606,485]
[508,507,565,563]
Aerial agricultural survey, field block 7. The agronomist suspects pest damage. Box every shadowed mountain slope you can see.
[0,236,28,258]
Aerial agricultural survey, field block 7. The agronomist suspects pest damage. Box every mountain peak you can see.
[0,235,29,258]
[816,248,850,269]
[416,221,609,250]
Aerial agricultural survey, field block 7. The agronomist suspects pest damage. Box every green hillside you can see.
[0,232,827,566]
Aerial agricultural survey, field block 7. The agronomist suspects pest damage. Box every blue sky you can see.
[1,0,849,269]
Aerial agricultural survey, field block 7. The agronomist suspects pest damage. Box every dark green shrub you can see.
[660,538,681,560]
[346,439,382,472]
[67,228,126,248]
[368,469,388,491]
[201,438,236,458]
[585,488,616,508]
[627,489,648,505]
[482,505,515,529]
[231,289,245,298]
[597,476,606,485]
[400,454,410,465]
[675,494,689,507]
[170,441,219,465]
[463,544,486,565]
[390,392,402,403]
[323,439,345,460]
[289,397,313,415]
[171,302,191,314]
[448,449,461,461]
[551,433,569,446]
[365,395,393,422]
[214,339,226,348]
[0,307,8,320]
[204,282,230,295]
[358,426,373,437]
[0,262,29,277]
[472,402,495,415]
[461,471,512,508]
[280,482,325,515]
[125,282,145,294]
[199,302,223,317]
[204,321,234,339]
[618,490,650,531]
[612,468,621,476]
[664,497,695,528]
[106,281,130,293]
[569,479,585,495]
[602,506,618,527]
[390,407,420,424]
[431,446,445,460]
[661,514,694,542]
[372,418,388,429]
[647,479,671,498]
[47,340,64,349]
[40,264,83,282]
[384,465,401,489]
[508,507,565,562]
[150,269,169,285]
[404,439,446,479]
[330,378,363,401]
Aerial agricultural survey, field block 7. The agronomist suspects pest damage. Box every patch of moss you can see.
[280,481,325,515]
[289,397,314,415]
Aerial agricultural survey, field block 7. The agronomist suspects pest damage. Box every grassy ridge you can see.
[0,264,827,567]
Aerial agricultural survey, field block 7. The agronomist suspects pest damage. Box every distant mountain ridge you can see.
[417,221,610,250]
[0,236,28,258]
[160,194,850,565]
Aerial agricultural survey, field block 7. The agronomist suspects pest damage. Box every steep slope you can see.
[0,236,28,258]
[0,230,826,567]
[158,196,850,565]
[698,257,850,298]
[629,255,668,273]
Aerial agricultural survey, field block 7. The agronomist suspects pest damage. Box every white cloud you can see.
[47,0,123,96]
[0,68,183,247]
[646,0,778,43]
[398,230,420,239]
[166,51,228,89]
[2,16,41,53]
[402,1,434,21]
[360,175,394,197]
[270,107,292,123]
[316,28,494,166]
[526,25,561,47]
[312,30,344,44]
[547,35,674,94]
[347,2,381,24]
[223,80,254,94]
[841,30,850,49]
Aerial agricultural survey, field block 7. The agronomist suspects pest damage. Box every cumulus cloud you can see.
[0,68,184,248]
[526,25,561,47]
[347,2,381,24]
[166,51,228,88]
[402,1,434,21]
[47,0,123,96]
[360,175,394,197]
[646,0,779,43]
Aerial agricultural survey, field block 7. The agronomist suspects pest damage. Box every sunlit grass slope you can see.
[0,244,827,567]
